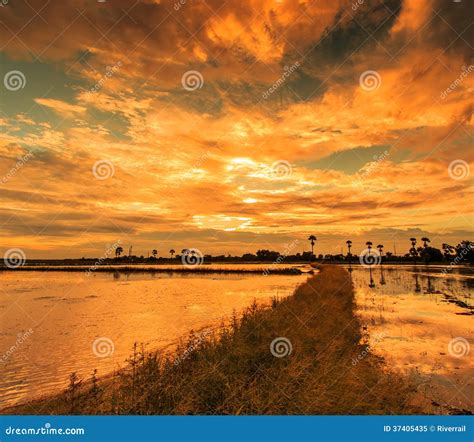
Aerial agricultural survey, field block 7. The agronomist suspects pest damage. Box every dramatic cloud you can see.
[0,0,472,258]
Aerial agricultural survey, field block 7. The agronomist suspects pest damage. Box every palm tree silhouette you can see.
[346,240,352,256]
[169,249,175,259]
[366,241,373,252]
[377,244,384,256]
[308,235,317,258]
[181,249,189,256]
[421,237,430,248]
[442,243,455,259]
[409,238,418,264]
[152,249,157,258]
[115,246,123,258]
[346,240,352,264]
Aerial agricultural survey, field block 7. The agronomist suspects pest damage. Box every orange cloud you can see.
[0,0,472,258]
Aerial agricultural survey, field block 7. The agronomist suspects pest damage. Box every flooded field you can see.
[351,265,473,413]
[0,267,308,407]
[1,264,472,413]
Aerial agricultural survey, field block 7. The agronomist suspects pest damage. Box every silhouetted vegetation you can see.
[1,239,472,269]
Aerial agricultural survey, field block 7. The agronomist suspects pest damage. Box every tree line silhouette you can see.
[107,237,473,265]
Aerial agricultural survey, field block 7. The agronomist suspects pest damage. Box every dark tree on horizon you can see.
[115,246,124,258]
[308,235,317,258]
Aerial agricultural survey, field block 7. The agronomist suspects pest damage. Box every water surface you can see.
[2,264,472,413]
[0,267,307,407]
[351,265,473,413]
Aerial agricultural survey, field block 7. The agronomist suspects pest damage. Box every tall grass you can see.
[6,266,419,415]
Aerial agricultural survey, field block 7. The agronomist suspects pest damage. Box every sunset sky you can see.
[0,0,472,259]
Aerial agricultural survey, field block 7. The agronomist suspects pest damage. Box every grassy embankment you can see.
[6,265,419,415]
